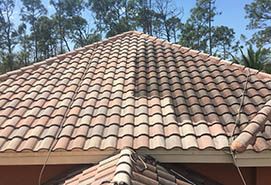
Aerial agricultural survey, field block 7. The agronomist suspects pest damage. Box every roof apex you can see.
[62,148,193,185]
[1,30,271,82]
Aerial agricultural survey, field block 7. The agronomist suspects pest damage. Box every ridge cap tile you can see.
[62,149,193,185]
[231,99,271,152]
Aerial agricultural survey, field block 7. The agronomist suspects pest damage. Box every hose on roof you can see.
[229,69,251,185]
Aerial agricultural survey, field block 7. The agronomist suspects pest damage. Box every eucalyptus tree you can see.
[35,16,58,60]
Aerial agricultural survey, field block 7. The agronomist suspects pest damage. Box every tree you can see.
[35,16,58,60]
[152,0,182,42]
[245,0,271,47]
[88,0,182,40]
[73,30,101,48]
[17,23,31,66]
[137,0,153,35]
[232,45,271,72]
[50,0,85,52]
[87,0,139,37]
[0,0,18,71]
[50,0,67,53]
[191,0,218,54]
[212,26,239,59]
[69,16,101,48]
[180,0,219,54]
[179,20,209,52]
[20,0,47,62]
[179,0,239,58]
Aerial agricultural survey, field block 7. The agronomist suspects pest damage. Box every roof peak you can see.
[62,148,193,185]
[1,30,271,82]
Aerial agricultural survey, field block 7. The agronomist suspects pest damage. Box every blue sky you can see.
[12,0,255,42]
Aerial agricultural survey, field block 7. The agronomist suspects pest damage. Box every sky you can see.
[12,0,256,43]
[180,0,255,41]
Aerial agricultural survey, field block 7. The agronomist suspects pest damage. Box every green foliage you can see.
[20,0,47,24]
[87,0,182,41]
[179,22,208,51]
[87,0,139,37]
[136,0,154,35]
[232,45,271,72]
[0,0,18,71]
[179,0,238,59]
[151,0,182,42]
[69,16,101,48]
[20,0,47,62]
[212,26,239,59]
[73,32,101,48]
[17,23,32,66]
[35,16,58,60]
[245,0,271,47]
[190,0,218,24]
[50,0,87,52]
[180,0,218,53]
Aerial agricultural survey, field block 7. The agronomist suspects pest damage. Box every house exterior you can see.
[0,31,271,185]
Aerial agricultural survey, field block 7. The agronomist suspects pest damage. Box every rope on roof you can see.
[38,43,100,185]
[229,68,251,185]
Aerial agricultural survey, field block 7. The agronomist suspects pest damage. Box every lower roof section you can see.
[1,148,271,167]
[61,148,192,185]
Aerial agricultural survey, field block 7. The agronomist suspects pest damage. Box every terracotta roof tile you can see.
[0,31,271,153]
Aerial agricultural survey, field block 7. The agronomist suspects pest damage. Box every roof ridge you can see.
[112,148,134,185]
[61,148,196,185]
[0,31,137,83]
[1,30,271,83]
[137,31,271,80]
[231,99,271,152]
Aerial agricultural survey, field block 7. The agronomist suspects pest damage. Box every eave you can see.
[0,149,271,167]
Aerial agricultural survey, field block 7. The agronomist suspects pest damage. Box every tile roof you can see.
[0,31,271,153]
[61,148,191,185]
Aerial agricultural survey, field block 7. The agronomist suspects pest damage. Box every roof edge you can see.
[231,99,271,152]
[0,149,234,165]
[2,149,271,166]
